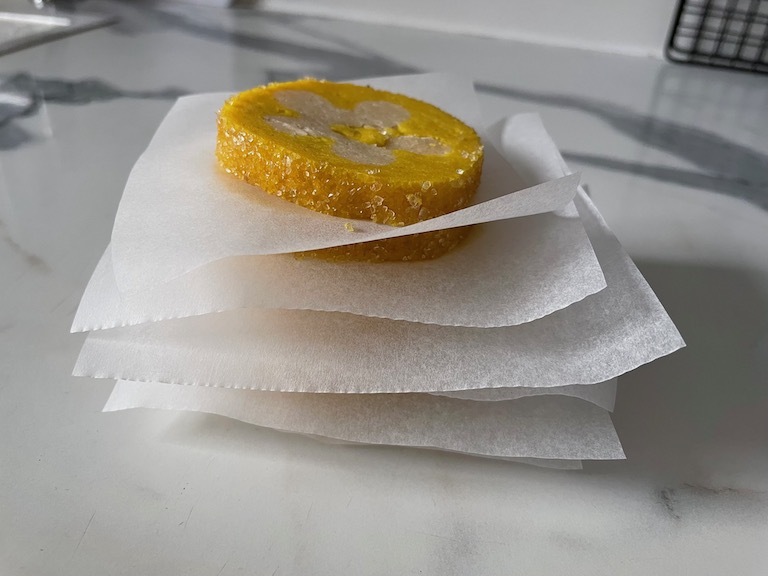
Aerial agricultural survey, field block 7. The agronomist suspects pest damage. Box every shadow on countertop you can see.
[589,260,768,493]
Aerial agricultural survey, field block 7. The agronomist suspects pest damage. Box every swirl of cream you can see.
[265,90,450,166]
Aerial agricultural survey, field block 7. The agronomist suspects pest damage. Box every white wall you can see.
[260,0,679,58]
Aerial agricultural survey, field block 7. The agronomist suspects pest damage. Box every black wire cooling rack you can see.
[666,0,768,74]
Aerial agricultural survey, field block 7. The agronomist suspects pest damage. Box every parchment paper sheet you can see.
[436,379,616,411]
[104,380,625,461]
[74,190,684,394]
[74,202,602,330]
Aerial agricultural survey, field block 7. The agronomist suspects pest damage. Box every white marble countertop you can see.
[1,1,767,574]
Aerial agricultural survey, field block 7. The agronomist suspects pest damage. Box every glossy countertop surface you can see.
[1,1,767,574]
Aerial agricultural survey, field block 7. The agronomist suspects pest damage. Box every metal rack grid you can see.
[666,0,768,74]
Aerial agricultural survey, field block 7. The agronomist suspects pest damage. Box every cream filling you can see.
[265,90,450,166]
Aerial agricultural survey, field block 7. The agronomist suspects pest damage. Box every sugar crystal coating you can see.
[216,78,484,261]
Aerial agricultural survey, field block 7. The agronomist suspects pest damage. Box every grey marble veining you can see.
[0,214,49,271]
[562,151,768,210]
[476,82,768,208]
[110,1,418,80]
[0,72,187,149]
[2,72,187,104]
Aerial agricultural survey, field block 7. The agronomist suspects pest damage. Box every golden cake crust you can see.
[216,79,483,261]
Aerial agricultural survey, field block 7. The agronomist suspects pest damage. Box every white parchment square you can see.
[74,202,602,330]
[104,381,625,462]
